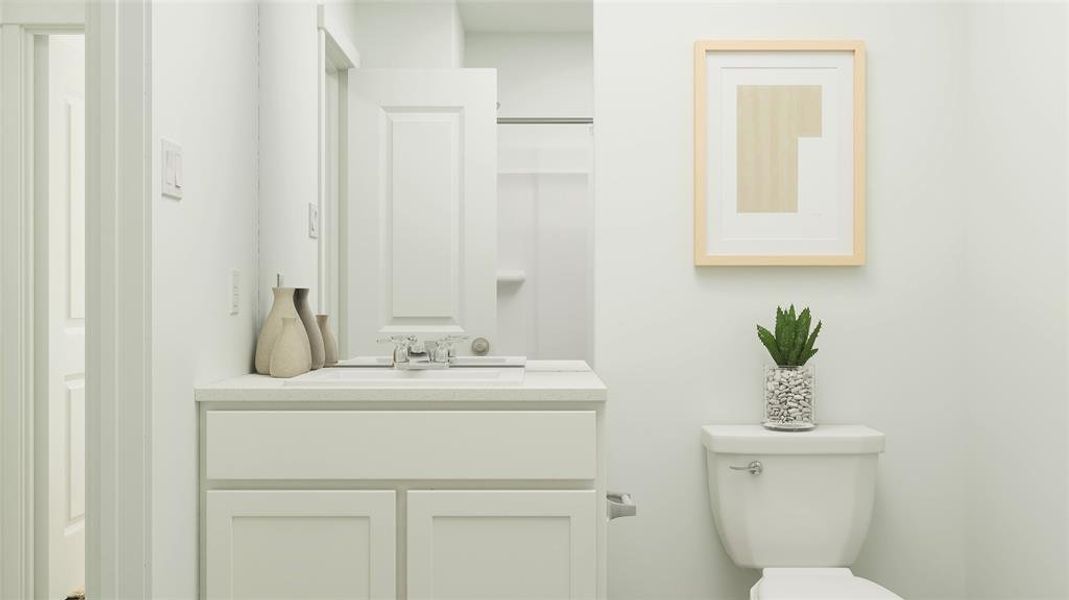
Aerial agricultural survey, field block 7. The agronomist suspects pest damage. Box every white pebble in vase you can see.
[764,365,815,431]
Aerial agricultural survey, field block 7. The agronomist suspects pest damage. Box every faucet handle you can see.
[377,335,415,365]
[431,336,469,361]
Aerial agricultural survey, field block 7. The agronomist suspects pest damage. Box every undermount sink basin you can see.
[284,366,525,387]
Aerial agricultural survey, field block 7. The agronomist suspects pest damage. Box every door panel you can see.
[407,490,596,600]
[205,490,396,600]
[40,33,85,600]
[348,69,497,355]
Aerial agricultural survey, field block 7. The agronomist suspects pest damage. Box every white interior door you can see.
[407,490,596,600]
[347,69,497,356]
[38,33,86,600]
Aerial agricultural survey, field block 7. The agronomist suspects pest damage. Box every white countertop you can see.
[195,360,607,402]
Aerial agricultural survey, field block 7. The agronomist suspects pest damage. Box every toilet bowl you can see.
[751,568,900,599]
[702,425,901,599]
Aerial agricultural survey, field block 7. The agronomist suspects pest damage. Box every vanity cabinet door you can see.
[407,490,596,600]
[205,490,396,600]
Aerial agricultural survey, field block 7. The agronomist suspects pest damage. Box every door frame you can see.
[0,1,153,598]
[316,3,358,357]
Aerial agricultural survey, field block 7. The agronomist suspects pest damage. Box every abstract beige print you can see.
[736,85,822,213]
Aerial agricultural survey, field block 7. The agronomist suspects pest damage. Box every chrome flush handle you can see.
[729,460,763,476]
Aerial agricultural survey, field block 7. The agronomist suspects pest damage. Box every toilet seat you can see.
[751,568,902,600]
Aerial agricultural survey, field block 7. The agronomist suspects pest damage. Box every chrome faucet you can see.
[377,335,468,369]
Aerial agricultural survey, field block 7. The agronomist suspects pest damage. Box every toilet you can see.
[701,424,902,599]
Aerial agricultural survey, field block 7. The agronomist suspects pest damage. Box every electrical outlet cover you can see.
[308,203,320,239]
[229,269,240,315]
[162,138,183,199]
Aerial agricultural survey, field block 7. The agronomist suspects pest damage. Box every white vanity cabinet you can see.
[196,364,607,600]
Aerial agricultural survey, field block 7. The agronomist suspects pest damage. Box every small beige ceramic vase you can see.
[254,287,298,374]
[269,317,311,378]
[294,288,325,370]
[316,314,339,366]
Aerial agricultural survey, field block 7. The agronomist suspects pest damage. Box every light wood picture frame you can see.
[694,40,866,266]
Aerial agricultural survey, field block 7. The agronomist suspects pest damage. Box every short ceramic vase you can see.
[316,314,339,366]
[294,288,325,370]
[254,287,299,375]
[763,365,815,431]
[269,317,312,378]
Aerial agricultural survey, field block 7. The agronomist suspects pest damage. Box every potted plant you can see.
[756,305,822,431]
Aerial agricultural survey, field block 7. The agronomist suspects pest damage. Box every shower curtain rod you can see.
[497,117,594,125]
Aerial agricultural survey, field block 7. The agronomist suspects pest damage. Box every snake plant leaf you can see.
[796,308,811,339]
[778,308,796,359]
[774,307,786,344]
[789,309,812,365]
[803,320,822,355]
[759,306,823,367]
[759,306,823,366]
[757,325,786,366]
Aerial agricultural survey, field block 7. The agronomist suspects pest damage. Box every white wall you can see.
[152,2,363,595]
[465,32,592,118]
[258,1,322,315]
[595,3,977,598]
[964,4,1068,598]
[351,0,464,68]
[258,0,360,319]
[151,1,260,598]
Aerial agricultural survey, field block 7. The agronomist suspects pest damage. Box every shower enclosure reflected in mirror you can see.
[495,122,593,361]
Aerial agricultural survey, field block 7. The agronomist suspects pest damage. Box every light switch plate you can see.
[162,138,183,199]
[308,203,320,239]
[229,269,240,315]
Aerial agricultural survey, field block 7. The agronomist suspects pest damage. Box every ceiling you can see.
[457,0,592,33]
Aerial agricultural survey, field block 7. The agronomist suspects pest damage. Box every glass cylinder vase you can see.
[763,365,815,431]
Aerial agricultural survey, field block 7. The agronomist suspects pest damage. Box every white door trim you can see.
[0,21,38,600]
[84,1,153,598]
[0,10,88,600]
[0,16,85,600]
[0,2,152,599]
[317,3,358,353]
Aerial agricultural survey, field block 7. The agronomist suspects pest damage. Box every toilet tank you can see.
[701,425,885,569]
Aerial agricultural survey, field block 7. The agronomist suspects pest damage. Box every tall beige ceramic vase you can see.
[269,317,312,378]
[294,288,325,370]
[254,287,299,374]
[317,314,339,366]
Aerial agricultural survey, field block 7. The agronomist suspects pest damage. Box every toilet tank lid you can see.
[702,424,885,455]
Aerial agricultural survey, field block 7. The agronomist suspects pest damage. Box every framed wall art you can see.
[694,40,866,266]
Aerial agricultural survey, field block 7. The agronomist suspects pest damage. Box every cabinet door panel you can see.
[407,490,595,600]
[206,490,395,600]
